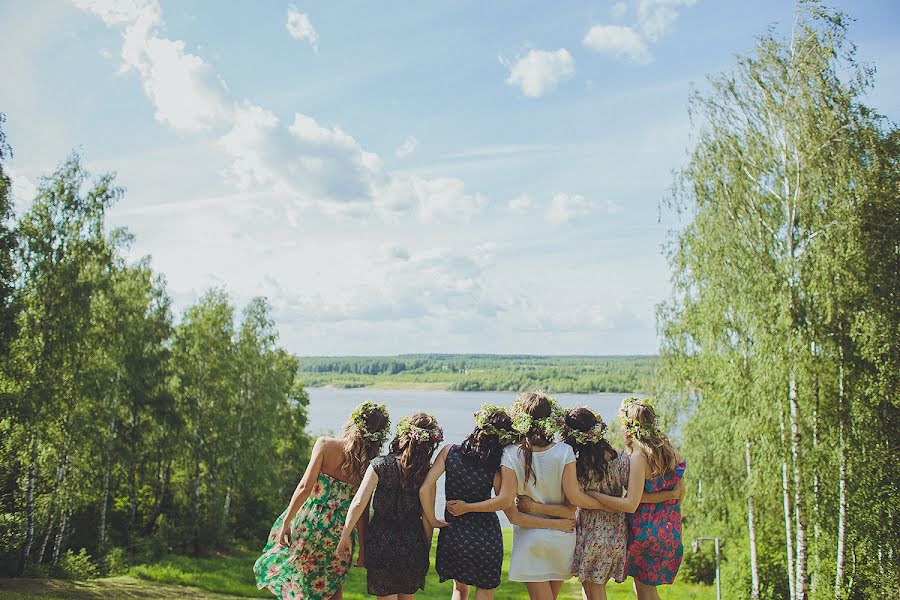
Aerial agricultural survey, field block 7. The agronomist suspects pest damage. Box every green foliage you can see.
[54,549,97,581]
[0,152,312,578]
[656,4,899,599]
[298,354,656,393]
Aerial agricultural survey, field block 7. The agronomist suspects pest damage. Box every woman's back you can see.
[502,442,574,505]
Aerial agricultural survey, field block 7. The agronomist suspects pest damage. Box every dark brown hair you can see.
[561,407,617,484]
[340,405,389,481]
[388,412,442,490]
[515,392,554,485]
[460,408,514,472]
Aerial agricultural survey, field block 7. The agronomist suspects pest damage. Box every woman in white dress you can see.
[501,392,611,600]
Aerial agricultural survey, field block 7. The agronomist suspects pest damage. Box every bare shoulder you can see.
[314,435,344,456]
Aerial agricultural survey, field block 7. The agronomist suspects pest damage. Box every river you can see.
[305,387,632,526]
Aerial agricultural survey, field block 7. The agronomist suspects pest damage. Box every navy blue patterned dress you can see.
[435,445,503,590]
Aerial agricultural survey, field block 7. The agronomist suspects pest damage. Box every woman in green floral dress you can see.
[254,402,390,600]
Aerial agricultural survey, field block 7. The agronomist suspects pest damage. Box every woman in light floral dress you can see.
[254,402,390,600]
[518,407,681,600]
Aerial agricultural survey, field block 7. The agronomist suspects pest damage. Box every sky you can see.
[1,0,898,356]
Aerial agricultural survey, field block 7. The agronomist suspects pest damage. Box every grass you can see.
[0,532,713,599]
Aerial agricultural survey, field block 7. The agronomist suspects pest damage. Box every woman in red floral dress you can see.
[583,398,685,600]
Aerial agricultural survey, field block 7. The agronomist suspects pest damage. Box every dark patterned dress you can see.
[365,455,430,596]
[626,460,686,586]
[254,473,356,599]
[435,445,503,590]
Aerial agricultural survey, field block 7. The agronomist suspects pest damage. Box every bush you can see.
[680,546,717,585]
[56,548,98,580]
[102,546,128,576]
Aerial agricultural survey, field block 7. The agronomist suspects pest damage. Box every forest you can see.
[0,137,311,578]
[654,7,898,600]
[297,354,656,393]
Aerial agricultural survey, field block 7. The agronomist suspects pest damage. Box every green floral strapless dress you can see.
[254,473,358,599]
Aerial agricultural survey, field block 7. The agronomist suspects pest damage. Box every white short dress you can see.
[502,442,577,582]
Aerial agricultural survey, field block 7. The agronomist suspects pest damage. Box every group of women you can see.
[253,392,686,600]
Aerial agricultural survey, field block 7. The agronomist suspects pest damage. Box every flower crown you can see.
[396,414,444,444]
[473,404,516,445]
[509,394,565,438]
[350,402,390,444]
[561,408,608,445]
[618,396,662,439]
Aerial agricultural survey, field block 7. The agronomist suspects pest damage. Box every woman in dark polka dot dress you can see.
[421,405,515,599]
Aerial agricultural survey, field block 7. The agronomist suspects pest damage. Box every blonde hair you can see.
[339,405,389,480]
[625,402,677,478]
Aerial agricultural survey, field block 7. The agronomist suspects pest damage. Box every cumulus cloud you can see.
[583,25,652,64]
[583,0,695,65]
[73,0,489,223]
[637,0,696,43]
[546,193,592,224]
[504,48,574,98]
[395,136,418,159]
[507,194,533,214]
[75,0,230,132]
[286,6,318,52]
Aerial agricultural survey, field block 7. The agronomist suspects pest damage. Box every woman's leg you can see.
[397,595,416,600]
[633,581,660,600]
[580,581,607,600]
[328,588,343,600]
[474,587,495,600]
[549,580,565,600]
[525,581,555,600]
[376,596,398,600]
[452,581,470,600]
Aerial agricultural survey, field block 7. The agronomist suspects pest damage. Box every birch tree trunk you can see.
[16,433,38,576]
[746,439,761,600]
[789,367,809,600]
[835,325,848,600]
[780,406,797,600]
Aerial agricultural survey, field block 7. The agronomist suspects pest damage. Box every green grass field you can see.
[0,532,712,599]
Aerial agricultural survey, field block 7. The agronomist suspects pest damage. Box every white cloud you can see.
[75,0,230,132]
[98,47,113,59]
[507,194,533,214]
[395,135,418,159]
[220,102,381,206]
[637,0,696,43]
[505,48,574,98]
[583,24,652,64]
[546,193,592,224]
[286,6,318,52]
[611,2,628,18]
[71,0,161,27]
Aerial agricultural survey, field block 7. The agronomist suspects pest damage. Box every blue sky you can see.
[2,0,898,356]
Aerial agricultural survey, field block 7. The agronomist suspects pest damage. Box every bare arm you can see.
[641,478,685,503]
[337,465,378,559]
[561,462,616,511]
[447,467,515,516]
[516,495,577,519]
[419,445,450,527]
[499,467,574,532]
[276,437,326,545]
[582,451,649,513]
[354,496,370,567]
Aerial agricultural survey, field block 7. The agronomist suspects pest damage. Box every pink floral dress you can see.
[626,461,686,586]
[573,452,630,584]
[254,473,356,599]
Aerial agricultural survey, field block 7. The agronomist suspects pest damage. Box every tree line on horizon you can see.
[297,354,657,393]
[655,7,897,600]
[0,134,311,577]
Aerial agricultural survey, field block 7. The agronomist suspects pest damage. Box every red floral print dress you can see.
[626,461,686,586]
